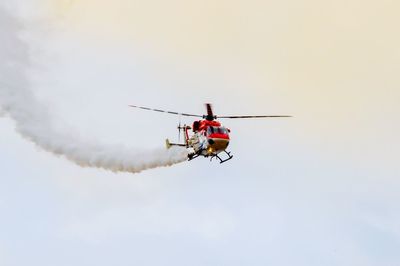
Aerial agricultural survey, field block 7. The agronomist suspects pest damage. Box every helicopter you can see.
[129,103,291,164]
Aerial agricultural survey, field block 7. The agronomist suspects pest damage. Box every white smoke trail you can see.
[0,6,188,174]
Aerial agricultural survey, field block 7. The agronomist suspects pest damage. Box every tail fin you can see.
[165,139,171,149]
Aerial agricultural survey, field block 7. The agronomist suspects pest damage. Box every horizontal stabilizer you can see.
[165,139,186,149]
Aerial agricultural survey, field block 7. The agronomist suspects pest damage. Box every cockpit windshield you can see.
[207,126,228,135]
[219,127,228,134]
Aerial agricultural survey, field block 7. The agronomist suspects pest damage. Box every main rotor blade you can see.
[217,115,292,119]
[129,105,203,118]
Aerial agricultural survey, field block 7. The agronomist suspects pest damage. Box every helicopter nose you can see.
[209,138,229,151]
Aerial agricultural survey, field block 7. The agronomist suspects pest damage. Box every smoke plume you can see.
[0,7,188,174]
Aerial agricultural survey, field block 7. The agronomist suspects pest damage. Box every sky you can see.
[1,0,400,265]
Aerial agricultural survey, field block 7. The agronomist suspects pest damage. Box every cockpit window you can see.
[220,127,228,134]
[207,126,228,135]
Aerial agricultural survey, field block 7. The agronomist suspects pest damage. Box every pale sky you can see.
[1,1,400,265]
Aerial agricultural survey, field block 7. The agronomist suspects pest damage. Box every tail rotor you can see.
[177,115,182,142]
[177,123,181,142]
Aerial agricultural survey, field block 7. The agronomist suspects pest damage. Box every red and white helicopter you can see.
[129,103,291,163]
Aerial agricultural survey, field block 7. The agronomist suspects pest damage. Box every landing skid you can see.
[188,153,200,161]
[211,151,233,164]
[167,138,233,164]
[188,151,233,163]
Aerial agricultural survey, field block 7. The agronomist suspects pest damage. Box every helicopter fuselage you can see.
[190,120,230,155]
[167,119,233,163]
